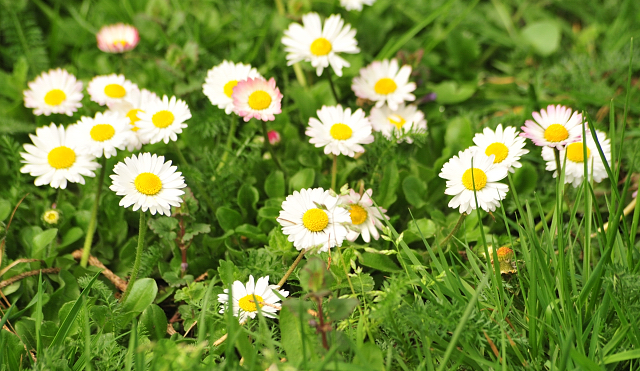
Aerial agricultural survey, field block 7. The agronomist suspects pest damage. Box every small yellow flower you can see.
[43,209,61,225]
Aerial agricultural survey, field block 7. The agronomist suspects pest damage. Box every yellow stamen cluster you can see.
[104,84,126,98]
[152,110,175,128]
[544,124,569,143]
[349,204,368,225]
[44,89,66,106]
[47,146,76,169]
[374,78,397,95]
[461,168,487,191]
[310,37,332,56]
[90,124,116,142]
[330,123,353,140]
[248,90,272,110]
[224,80,239,98]
[485,142,509,164]
[302,208,329,232]
[566,142,590,163]
[134,172,162,195]
[238,294,264,312]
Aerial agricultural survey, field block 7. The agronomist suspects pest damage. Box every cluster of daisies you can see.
[20,69,188,216]
[440,104,611,215]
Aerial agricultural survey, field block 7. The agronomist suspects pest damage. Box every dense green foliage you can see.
[1,0,640,369]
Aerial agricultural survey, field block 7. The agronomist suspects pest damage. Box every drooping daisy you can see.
[96,23,139,53]
[202,61,263,114]
[541,129,611,187]
[23,68,83,116]
[20,124,100,189]
[218,275,289,323]
[136,95,191,144]
[278,188,351,253]
[110,88,158,151]
[340,189,388,243]
[282,12,359,77]
[87,74,139,106]
[351,59,416,111]
[369,103,426,143]
[439,148,509,214]
[306,105,374,157]
[340,0,376,11]
[470,124,528,173]
[483,246,517,274]
[232,77,282,122]
[520,105,583,149]
[109,153,187,215]
[71,111,131,158]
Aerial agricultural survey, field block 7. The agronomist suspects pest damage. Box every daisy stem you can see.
[80,156,107,268]
[440,212,466,247]
[261,120,285,174]
[331,154,338,191]
[216,116,239,172]
[121,210,146,303]
[277,249,306,288]
[274,0,285,16]
[326,69,340,103]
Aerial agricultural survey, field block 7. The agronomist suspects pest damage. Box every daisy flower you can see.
[96,23,139,53]
[136,95,191,144]
[369,103,426,143]
[110,88,158,151]
[42,209,61,225]
[218,275,289,323]
[340,0,376,11]
[232,77,282,122]
[23,68,83,116]
[87,74,139,106]
[520,104,583,149]
[20,124,100,189]
[541,129,611,187]
[278,188,351,253]
[109,153,187,216]
[439,148,509,214]
[71,111,131,158]
[470,124,528,173]
[282,12,359,77]
[351,59,416,111]
[202,60,263,114]
[340,189,388,243]
[306,105,374,157]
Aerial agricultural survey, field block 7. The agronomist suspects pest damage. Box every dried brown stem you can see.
[0,268,60,289]
[71,249,128,292]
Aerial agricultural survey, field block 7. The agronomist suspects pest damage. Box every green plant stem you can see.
[277,249,306,288]
[216,116,239,172]
[331,154,338,191]
[326,69,339,103]
[261,120,285,174]
[80,156,107,268]
[274,0,285,15]
[440,212,466,247]
[121,210,146,303]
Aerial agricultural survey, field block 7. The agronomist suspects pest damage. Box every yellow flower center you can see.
[90,124,116,142]
[485,142,509,164]
[43,210,60,224]
[47,146,76,169]
[113,40,127,47]
[461,168,487,191]
[330,123,353,140]
[248,90,272,110]
[496,246,513,262]
[134,172,162,195]
[104,83,126,98]
[310,37,332,56]
[544,124,569,143]
[374,78,397,95]
[152,110,175,128]
[127,108,142,124]
[302,208,329,232]
[388,115,406,130]
[44,89,66,106]
[349,204,368,225]
[238,294,264,312]
[566,142,590,163]
[224,80,238,98]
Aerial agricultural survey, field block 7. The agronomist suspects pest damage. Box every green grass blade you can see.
[35,272,43,360]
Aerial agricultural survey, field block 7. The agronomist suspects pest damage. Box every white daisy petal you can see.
[352,59,416,110]
[521,105,584,149]
[340,188,389,243]
[340,0,375,11]
[305,105,374,157]
[71,111,131,158]
[217,275,286,323]
[369,103,427,143]
[23,69,83,116]
[203,60,263,114]
[96,23,139,53]
[136,95,191,144]
[87,74,139,107]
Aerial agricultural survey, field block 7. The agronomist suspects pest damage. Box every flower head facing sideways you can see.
[470,124,528,173]
[351,59,416,111]
[340,189,388,243]
[218,275,289,323]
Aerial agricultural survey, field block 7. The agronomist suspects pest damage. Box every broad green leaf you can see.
[402,175,427,208]
[122,278,158,314]
[325,298,359,321]
[58,227,84,248]
[430,81,477,104]
[32,229,58,258]
[279,305,318,365]
[234,224,268,242]
[237,184,259,213]
[265,170,285,198]
[215,207,243,232]
[289,168,315,192]
[0,199,11,221]
[353,342,385,371]
[444,116,474,154]
[140,304,168,341]
[404,218,437,244]
[521,20,561,56]
[182,223,211,242]
[359,252,401,272]
[512,162,538,195]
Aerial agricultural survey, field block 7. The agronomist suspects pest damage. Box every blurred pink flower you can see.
[97,23,139,53]
[268,130,281,145]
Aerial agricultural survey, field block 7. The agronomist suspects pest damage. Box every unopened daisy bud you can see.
[23,68,84,117]
[96,23,139,53]
[218,275,289,323]
[268,130,281,146]
[520,105,583,150]
[495,246,517,274]
[42,209,61,225]
[496,246,514,262]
